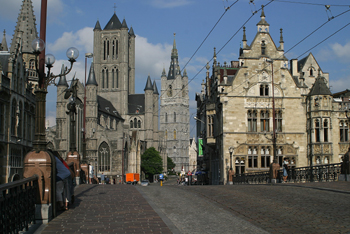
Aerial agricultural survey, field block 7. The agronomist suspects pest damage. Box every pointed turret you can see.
[1,30,8,51]
[161,67,167,78]
[94,20,101,31]
[86,62,98,86]
[144,75,153,91]
[183,69,188,78]
[257,5,269,33]
[57,64,68,87]
[167,34,181,80]
[153,81,159,95]
[10,0,38,54]
[308,69,332,96]
[121,19,128,29]
[278,28,284,51]
[242,27,247,48]
[213,47,217,67]
[129,26,135,36]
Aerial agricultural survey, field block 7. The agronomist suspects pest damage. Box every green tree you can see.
[141,147,163,178]
[167,156,176,171]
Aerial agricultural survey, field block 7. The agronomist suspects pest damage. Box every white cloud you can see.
[330,77,350,93]
[135,35,172,80]
[47,27,93,54]
[330,42,350,61]
[149,0,192,8]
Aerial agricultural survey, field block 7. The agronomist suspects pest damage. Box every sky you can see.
[1,0,350,138]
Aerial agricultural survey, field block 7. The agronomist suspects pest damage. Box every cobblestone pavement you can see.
[40,184,172,234]
[37,181,350,234]
[142,180,349,234]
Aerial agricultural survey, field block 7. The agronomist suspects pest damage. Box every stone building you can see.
[46,12,165,181]
[160,36,190,172]
[196,7,349,185]
[0,0,37,184]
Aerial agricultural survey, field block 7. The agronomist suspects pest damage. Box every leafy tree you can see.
[167,156,176,171]
[141,147,163,178]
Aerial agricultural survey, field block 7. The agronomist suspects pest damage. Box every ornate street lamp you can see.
[30,37,79,151]
[229,146,234,171]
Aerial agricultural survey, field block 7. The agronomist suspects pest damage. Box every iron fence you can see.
[232,163,342,184]
[0,176,39,234]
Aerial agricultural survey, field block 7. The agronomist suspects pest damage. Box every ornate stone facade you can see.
[196,7,349,185]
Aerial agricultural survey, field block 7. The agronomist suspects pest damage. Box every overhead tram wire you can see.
[140,0,243,140]
[219,7,350,100]
[224,18,350,101]
[154,0,241,108]
[269,0,350,7]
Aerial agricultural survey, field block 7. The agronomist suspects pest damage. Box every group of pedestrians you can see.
[52,150,75,211]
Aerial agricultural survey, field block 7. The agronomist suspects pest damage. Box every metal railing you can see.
[0,175,39,234]
[233,163,342,184]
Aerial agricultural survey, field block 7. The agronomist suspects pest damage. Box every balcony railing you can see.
[232,163,342,184]
[0,175,39,234]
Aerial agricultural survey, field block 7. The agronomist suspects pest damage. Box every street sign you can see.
[188,171,192,176]
[159,174,164,180]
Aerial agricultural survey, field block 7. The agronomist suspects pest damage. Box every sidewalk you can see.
[39,184,172,234]
[280,180,350,193]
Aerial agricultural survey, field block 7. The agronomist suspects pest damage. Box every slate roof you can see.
[86,62,98,86]
[97,96,123,120]
[104,13,123,30]
[144,75,153,91]
[308,76,332,96]
[94,20,101,30]
[128,94,145,114]
[57,64,68,87]
[153,81,159,95]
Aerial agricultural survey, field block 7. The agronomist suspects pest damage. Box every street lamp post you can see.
[83,53,93,164]
[266,59,277,162]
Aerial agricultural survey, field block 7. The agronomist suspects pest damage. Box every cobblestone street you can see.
[36,181,350,234]
[139,181,350,234]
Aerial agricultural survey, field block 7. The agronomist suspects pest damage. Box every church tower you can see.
[93,12,135,119]
[10,0,39,87]
[160,35,190,172]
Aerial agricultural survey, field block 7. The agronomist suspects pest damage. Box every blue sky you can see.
[1,0,350,138]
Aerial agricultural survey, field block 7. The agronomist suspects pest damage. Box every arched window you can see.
[11,99,17,135]
[260,111,269,132]
[165,113,168,123]
[324,119,329,142]
[105,69,109,88]
[340,120,348,142]
[315,119,320,142]
[130,120,133,128]
[174,129,176,140]
[235,157,245,174]
[248,110,257,132]
[260,84,269,96]
[167,85,172,97]
[103,40,106,60]
[261,40,266,55]
[248,146,258,168]
[0,102,4,134]
[98,142,110,172]
[134,118,137,128]
[310,68,313,76]
[102,69,105,89]
[18,102,22,138]
[138,120,141,128]
[174,112,176,123]
[276,110,283,132]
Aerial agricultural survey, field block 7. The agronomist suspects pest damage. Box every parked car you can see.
[140,180,149,186]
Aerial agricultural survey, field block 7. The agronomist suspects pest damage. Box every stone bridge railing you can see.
[232,163,342,184]
[0,175,39,234]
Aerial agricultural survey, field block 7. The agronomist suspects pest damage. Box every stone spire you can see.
[279,28,284,51]
[144,75,153,91]
[94,20,101,31]
[86,62,98,86]
[57,64,68,87]
[257,5,269,32]
[10,0,38,54]
[1,30,8,51]
[242,27,247,48]
[153,80,159,95]
[167,33,180,80]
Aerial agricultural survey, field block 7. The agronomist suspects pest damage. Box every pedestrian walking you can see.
[282,158,289,183]
[101,173,105,184]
